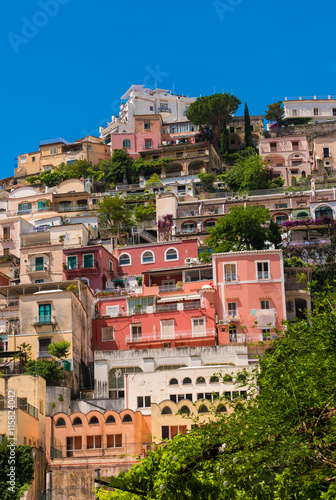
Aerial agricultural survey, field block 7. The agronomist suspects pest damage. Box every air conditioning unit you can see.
[185,257,199,265]
[218,320,226,325]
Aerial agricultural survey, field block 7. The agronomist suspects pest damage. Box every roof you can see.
[0,280,93,299]
[212,249,283,257]
[143,263,212,274]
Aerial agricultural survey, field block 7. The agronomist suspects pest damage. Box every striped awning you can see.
[157,293,200,303]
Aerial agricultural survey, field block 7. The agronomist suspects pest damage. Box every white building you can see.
[284,96,336,122]
[99,85,196,142]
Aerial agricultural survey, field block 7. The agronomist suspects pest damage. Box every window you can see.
[18,203,32,215]
[123,139,131,148]
[196,377,205,384]
[107,434,122,448]
[210,376,219,383]
[180,406,190,414]
[49,147,57,155]
[182,377,192,385]
[229,127,235,133]
[229,324,237,340]
[106,415,116,423]
[3,227,10,240]
[83,254,94,268]
[165,248,178,261]
[3,248,10,257]
[275,215,286,224]
[292,141,299,151]
[20,156,27,163]
[260,300,270,309]
[257,262,269,280]
[131,324,142,341]
[198,405,209,413]
[205,220,216,229]
[192,317,205,337]
[224,263,237,282]
[38,338,51,357]
[122,414,132,423]
[87,435,102,449]
[150,106,154,111]
[119,253,131,266]
[333,108,336,117]
[101,327,114,342]
[323,148,330,158]
[34,256,44,271]
[145,139,152,149]
[137,396,151,408]
[141,251,154,264]
[270,142,277,152]
[67,256,77,270]
[56,418,66,427]
[72,417,82,426]
[169,378,178,385]
[292,109,298,117]
[230,139,235,145]
[170,394,192,403]
[227,302,237,318]
[109,260,113,272]
[314,108,319,116]
[161,320,175,339]
[106,306,119,318]
[144,122,151,130]
[160,102,169,111]
[161,406,172,415]
[66,436,82,456]
[290,169,299,174]
[275,203,287,209]
[292,160,302,166]
[217,404,227,413]
[89,415,99,425]
[37,201,49,211]
[38,304,51,324]
[161,426,187,440]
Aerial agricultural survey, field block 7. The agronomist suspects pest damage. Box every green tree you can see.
[206,205,281,252]
[186,94,241,152]
[264,101,284,128]
[219,150,284,192]
[97,149,135,185]
[133,205,156,223]
[197,173,216,192]
[25,358,64,383]
[98,195,133,239]
[146,173,161,186]
[48,340,71,360]
[97,289,336,499]
[220,119,229,156]
[244,102,253,148]
[0,438,34,499]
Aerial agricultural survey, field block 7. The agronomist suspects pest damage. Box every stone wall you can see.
[270,120,336,140]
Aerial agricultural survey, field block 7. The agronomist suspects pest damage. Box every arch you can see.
[180,405,190,414]
[229,324,237,335]
[89,416,99,425]
[296,210,310,219]
[55,417,66,427]
[161,406,173,415]
[105,415,116,424]
[141,250,155,264]
[123,139,131,148]
[169,378,178,386]
[315,205,333,219]
[182,377,192,385]
[122,414,133,423]
[265,154,286,167]
[295,298,307,320]
[165,162,183,176]
[182,221,197,231]
[81,277,90,286]
[204,219,217,229]
[217,404,227,413]
[187,159,204,175]
[196,376,206,384]
[72,417,83,426]
[273,212,288,224]
[119,253,131,266]
[301,171,306,178]
[210,376,219,383]
[165,247,179,262]
[198,404,209,413]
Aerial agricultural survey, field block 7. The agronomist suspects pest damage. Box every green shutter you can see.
[83,254,93,268]
[35,256,44,271]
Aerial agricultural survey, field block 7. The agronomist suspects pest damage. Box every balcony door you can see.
[39,304,51,324]
[35,256,44,271]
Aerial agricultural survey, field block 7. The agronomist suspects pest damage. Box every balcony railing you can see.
[58,205,89,213]
[127,329,216,343]
[158,107,171,113]
[37,351,52,358]
[129,306,154,316]
[33,315,56,325]
[156,304,178,313]
[26,265,50,273]
[65,260,99,271]
[17,398,38,419]
[229,333,246,343]
[183,300,201,310]
[158,284,183,293]
[225,311,240,321]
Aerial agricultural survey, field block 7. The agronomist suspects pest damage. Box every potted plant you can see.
[59,235,65,242]
[176,281,183,290]
[62,263,68,270]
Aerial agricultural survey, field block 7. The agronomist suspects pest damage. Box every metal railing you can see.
[33,315,56,325]
[17,397,38,419]
[156,304,178,313]
[183,300,201,310]
[158,107,171,113]
[58,205,89,212]
[158,284,182,293]
[65,260,99,271]
[26,265,50,272]
[128,329,217,343]
[229,334,246,343]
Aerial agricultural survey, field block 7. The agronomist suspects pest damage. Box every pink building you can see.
[110,115,163,158]
[259,135,312,186]
[63,245,117,292]
[213,250,286,344]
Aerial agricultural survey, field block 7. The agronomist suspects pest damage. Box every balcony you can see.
[26,264,50,273]
[64,260,99,272]
[229,333,246,343]
[129,305,154,316]
[158,284,183,293]
[58,205,89,213]
[225,311,240,321]
[127,329,217,344]
[156,301,201,313]
[158,107,171,113]
[33,315,56,326]
[17,397,38,418]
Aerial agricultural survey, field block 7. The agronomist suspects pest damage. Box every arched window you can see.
[72,417,82,426]
[141,251,154,264]
[301,171,306,178]
[55,417,66,427]
[229,324,237,335]
[169,378,178,385]
[123,139,131,148]
[180,405,190,414]
[210,376,219,383]
[297,211,309,219]
[119,253,131,266]
[89,416,99,425]
[122,414,133,423]
[182,377,192,385]
[217,404,227,413]
[105,415,116,423]
[196,376,205,384]
[81,278,90,286]
[165,248,178,261]
[161,406,173,415]
[204,220,217,229]
[315,206,333,219]
[198,405,209,413]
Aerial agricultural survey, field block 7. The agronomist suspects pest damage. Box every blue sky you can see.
[1,0,336,178]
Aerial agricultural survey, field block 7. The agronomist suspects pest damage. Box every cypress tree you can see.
[244,102,253,148]
[220,119,229,156]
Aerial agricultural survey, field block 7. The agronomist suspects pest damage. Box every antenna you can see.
[173,82,175,94]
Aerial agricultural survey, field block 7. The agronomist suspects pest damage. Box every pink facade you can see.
[114,239,199,276]
[110,132,162,158]
[63,245,117,292]
[213,250,286,344]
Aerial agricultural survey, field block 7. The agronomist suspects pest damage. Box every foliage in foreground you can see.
[0,439,34,499]
[97,288,336,499]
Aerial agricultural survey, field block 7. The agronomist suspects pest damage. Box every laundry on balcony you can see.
[254,309,276,328]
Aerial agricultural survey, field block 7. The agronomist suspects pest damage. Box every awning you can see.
[255,309,276,328]
[157,293,200,303]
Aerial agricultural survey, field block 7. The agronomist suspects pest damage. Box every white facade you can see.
[100,85,196,141]
[284,96,336,122]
